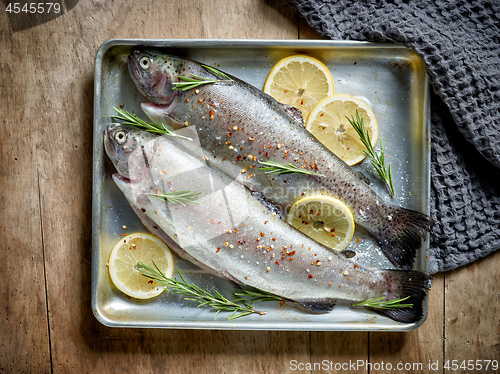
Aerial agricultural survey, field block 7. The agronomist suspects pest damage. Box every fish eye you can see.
[114,130,128,144]
[139,56,152,70]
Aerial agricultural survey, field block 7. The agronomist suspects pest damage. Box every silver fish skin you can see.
[104,123,430,323]
[128,49,434,270]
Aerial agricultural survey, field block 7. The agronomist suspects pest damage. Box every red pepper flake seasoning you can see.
[221,158,226,161]
[264,221,268,224]
[308,274,313,279]
[266,267,270,273]
[272,237,276,241]
[247,173,254,180]
[211,219,216,223]
[237,155,242,161]
[260,232,265,237]
[121,233,127,236]
[354,264,360,269]
[227,132,232,137]
[216,248,221,253]
[185,99,189,102]
[289,258,294,261]
[233,228,238,233]
[289,251,296,256]
[329,282,333,286]
[356,237,360,243]
[265,152,269,157]
[275,261,280,266]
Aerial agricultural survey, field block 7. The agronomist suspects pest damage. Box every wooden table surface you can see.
[1,1,498,373]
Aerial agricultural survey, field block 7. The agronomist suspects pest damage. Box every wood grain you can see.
[0,0,498,373]
[444,251,500,373]
[0,9,51,374]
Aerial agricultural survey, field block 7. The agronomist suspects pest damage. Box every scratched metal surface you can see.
[92,39,430,331]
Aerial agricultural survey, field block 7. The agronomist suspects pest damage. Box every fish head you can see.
[128,49,183,105]
[104,123,157,181]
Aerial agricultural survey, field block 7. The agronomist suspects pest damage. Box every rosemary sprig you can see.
[146,190,201,206]
[258,160,324,177]
[136,262,265,319]
[346,110,395,197]
[112,107,192,141]
[351,296,413,310]
[233,289,283,304]
[172,65,233,91]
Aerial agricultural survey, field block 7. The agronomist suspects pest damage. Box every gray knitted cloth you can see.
[284,0,500,273]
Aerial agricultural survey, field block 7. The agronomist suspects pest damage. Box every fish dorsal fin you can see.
[296,299,337,313]
[356,171,371,185]
[251,191,283,220]
[282,104,305,128]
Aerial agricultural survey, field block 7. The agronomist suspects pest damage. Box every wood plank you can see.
[22,1,306,373]
[369,273,445,373]
[0,11,51,374]
[444,250,500,373]
[311,332,368,374]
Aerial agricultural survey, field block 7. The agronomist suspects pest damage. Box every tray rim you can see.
[92,38,431,331]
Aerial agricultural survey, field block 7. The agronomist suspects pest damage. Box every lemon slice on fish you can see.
[263,55,334,119]
[306,94,378,166]
[108,233,174,299]
[287,195,355,251]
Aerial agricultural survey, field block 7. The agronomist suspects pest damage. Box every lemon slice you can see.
[263,54,334,119]
[306,94,378,166]
[287,195,355,251]
[108,233,174,299]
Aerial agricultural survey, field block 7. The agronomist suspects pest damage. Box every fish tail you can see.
[375,269,431,323]
[377,207,434,269]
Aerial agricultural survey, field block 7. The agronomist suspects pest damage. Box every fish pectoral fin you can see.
[251,191,284,220]
[282,104,305,128]
[295,299,337,313]
[356,171,371,185]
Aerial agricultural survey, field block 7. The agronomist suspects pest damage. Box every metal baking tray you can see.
[92,39,430,331]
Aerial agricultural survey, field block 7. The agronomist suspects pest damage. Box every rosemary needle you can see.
[258,160,324,177]
[146,190,201,206]
[112,107,193,141]
[346,110,395,197]
[172,65,233,91]
[351,296,413,310]
[136,262,266,319]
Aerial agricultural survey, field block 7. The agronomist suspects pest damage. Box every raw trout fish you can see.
[128,49,434,270]
[104,124,430,323]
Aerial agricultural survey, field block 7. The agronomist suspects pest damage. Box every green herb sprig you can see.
[346,110,395,197]
[233,289,283,304]
[112,107,192,141]
[147,190,201,206]
[258,160,324,177]
[351,296,412,310]
[172,65,233,91]
[136,262,266,319]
